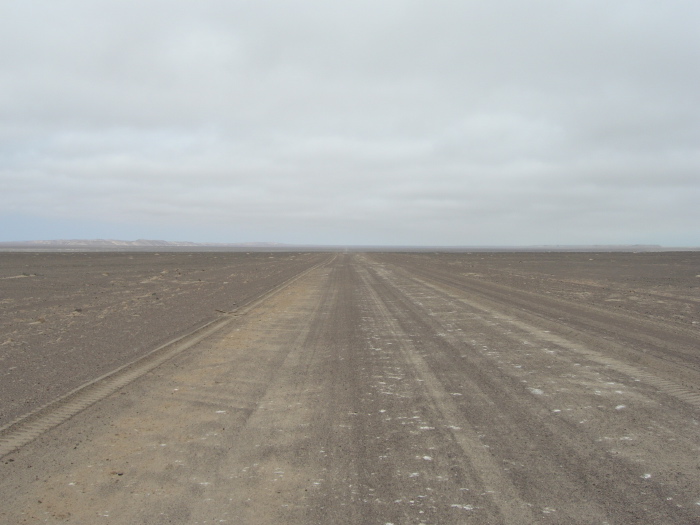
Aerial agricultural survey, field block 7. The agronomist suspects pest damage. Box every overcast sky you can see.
[1,1,699,246]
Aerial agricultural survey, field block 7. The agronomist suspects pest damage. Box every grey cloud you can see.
[1,1,699,245]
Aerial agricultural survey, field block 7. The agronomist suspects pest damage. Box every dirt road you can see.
[0,251,328,426]
[1,253,698,523]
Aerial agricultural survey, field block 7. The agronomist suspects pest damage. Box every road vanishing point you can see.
[1,252,699,524]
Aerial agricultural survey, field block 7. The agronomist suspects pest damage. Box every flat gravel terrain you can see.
[0,251,328,426]
[1,252,699,523]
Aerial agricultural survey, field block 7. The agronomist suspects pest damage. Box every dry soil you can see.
[0,252,698,524]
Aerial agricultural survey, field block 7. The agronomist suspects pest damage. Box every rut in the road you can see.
[0,253,698,525]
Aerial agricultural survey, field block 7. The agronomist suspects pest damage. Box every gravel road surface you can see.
[0,251,328,426]
[1,252,698,523]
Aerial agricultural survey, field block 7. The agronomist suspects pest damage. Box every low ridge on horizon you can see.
[0,239,293,247]
[1,238,691,252]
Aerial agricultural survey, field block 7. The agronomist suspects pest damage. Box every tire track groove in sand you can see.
[386,257,700,382]
[0,263,336,524]
[358,255,700,523]
[355,263,537,524]
[1,254,698,524]
[0,257,333,458]
[407,271,700,410]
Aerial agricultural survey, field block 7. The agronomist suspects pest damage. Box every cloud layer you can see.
[2,1,699,245]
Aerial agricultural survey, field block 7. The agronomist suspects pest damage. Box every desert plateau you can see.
[1,251,699,523]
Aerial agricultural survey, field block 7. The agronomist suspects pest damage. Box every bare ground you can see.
[0,251,328,426]
[0,252,698,524]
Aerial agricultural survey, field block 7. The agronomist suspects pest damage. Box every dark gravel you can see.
[0,251,328,426]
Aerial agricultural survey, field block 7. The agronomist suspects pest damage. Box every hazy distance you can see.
[1,1,699,247]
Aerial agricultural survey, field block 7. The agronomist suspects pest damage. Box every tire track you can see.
[0,256,333,458]
[358,255,700,523]
[380,255,700,376]
[406,270,700,410]
[1,253,698,524]
[355,262,538,524]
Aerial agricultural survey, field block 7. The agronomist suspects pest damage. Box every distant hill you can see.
[0,239,294,250]
[0,240,693,252]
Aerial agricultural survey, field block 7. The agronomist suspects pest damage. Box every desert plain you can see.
[0,250,698,523]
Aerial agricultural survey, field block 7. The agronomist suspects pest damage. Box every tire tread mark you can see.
[0,256,334,458]
[409,273,700,410]
[355,261,537,524]
[389,258,700,369]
